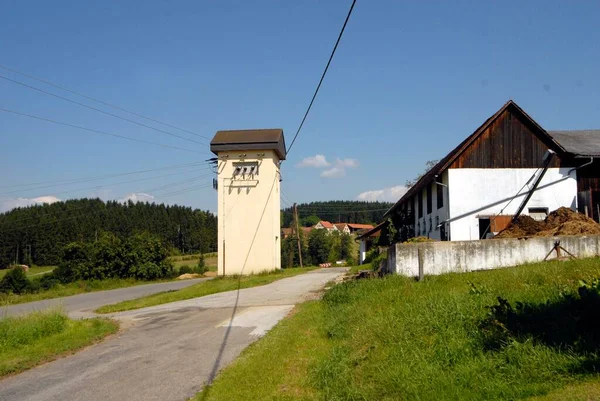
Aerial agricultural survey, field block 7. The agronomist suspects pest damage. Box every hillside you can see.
[281,201,392,227]
[0,198,217,267]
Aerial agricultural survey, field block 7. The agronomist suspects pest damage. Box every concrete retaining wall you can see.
[387,235,600,277]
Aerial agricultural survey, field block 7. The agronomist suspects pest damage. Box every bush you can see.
[178,265,193,275]
[0,268,31,294]
[55,231,173,283]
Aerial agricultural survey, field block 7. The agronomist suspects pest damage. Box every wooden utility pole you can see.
[293,203,303,268]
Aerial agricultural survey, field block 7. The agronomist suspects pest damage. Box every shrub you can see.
[0,268,31,294]
[178,265,193,275]
[37,274,61,291]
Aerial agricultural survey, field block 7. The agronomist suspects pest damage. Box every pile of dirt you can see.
[495,207,600,239]
[177,273,201,280]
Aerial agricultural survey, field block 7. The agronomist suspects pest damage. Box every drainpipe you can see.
[568,156,594,175]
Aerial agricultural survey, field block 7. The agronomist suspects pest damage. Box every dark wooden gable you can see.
[450,106,562,169]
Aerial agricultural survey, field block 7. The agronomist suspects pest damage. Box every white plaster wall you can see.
[413,170,449,240]
[217,150,281,275]
[388,235,600,277]
[447,168,577,241]
[359,240,366,264]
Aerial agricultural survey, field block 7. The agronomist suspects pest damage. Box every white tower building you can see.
[210,129,286,275]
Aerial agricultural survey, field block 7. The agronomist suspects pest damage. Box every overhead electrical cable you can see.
[0,63,211,140]
[285,0,356,155]
[0,167,210,202]
[0,107,208,155]
[0,74,207,146]
[0,162,211,195]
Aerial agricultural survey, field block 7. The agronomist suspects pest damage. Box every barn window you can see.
[437,183,444,209]
[426,184,432,214]
[528,207,549,221]
[418,193,423,218]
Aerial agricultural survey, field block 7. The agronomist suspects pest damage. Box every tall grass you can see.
[198,258,600,401]
[0,310,118,376]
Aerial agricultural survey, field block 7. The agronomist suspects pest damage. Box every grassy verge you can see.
[0,278,173,307]
[197,257,600,401]
[0,310,118,377]
[96,267,317,314]
[0,266,56,279]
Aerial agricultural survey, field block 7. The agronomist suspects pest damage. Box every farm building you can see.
[384,100,600,242]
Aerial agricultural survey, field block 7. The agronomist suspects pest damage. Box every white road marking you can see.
[217,305,294,336]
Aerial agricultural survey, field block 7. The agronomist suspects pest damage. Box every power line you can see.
[0,166,210,202]
[0,161,211,195]
[0,74,208,146]
[155,183,213,199]
[0,107,209,155]
[285,0,356,155]
[0,63,211,141]
[140,173,213,193]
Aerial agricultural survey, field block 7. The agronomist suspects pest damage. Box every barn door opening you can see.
[479,218,491,240]
[578,190,593,219]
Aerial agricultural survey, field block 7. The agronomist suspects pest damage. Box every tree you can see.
[0,198,218,267]
[308,229,332,265]
[0,267,30,294]
[300,215,321,227]
[405,160,439,188]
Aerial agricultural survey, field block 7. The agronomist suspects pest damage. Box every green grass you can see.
[527,378,600,401]
[167,253,218,272]
[96,267,317,314]
[0,266,56,279]
[196,258,600,401]
[0,310,118,377]
[0,278,173,307]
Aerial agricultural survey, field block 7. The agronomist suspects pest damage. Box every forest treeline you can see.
[0,199,217,267]
[281,201,392,227]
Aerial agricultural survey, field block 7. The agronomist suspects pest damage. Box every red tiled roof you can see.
[347,223,375,230]
[318,221,334,229]
[334,223,348,231]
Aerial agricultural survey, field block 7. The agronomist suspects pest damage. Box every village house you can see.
[281,226,313,239]
[334,223,350,234]
[383,100,600,242]
[313,220,336,232]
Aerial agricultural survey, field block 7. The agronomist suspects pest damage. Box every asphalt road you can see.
[0,277,211,318]
[0,268,346,401]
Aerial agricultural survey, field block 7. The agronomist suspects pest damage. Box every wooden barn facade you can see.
[385,100,600,242]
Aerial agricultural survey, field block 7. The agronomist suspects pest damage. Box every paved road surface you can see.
[0,268,346,401]
[1,277,211,318]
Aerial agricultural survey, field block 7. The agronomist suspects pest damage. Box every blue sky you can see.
[1,0,599,213]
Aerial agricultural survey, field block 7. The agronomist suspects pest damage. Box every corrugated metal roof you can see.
[210,129,286,159]
[547,130,600,157]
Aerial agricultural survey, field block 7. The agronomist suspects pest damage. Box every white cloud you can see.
[296,154,330,168]
[119,192,155,203]
[335,158,359,168]
[320,166,345,178]
[357,185,408,202]
[319,158,359,179]
[0,196,61,213]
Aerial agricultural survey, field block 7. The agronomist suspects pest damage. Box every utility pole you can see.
[293,203,303,268]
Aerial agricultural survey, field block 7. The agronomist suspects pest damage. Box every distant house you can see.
[281,227,313,239]
[314,221,337,232]
[347,223,374,234]
[385,100,600,242]
[356,222,384,264]
[334,223,350,234]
